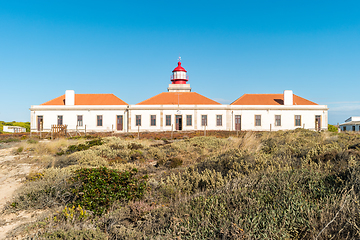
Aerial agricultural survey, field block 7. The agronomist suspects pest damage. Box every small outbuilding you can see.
[339,117,360,132]
[3,126,26,133]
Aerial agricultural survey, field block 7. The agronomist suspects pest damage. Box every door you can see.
[176,115,182,131]
[235,115,241,131]
[37,116,43,131]
[117,115,123,131]
[315,115,321,131]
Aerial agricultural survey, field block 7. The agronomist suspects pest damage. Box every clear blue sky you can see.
[1,1,359,125]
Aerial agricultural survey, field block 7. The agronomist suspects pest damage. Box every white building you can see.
[30,60,328,133]
[3,126,26,133]
[339,117,360,132]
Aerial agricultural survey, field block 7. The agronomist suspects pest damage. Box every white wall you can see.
[3,126,26,133]
[129,107,228,132]
[30,104,328,132]
[230,109,327,131]
[30,106,128,132]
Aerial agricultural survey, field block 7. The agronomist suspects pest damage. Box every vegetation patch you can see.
[0,138,21,143]
[69,167,148,215]
[57,139,103,155]
[7,131,360,239]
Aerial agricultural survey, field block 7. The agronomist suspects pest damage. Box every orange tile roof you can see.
[137,92,221,105]
[231,94,318,105]
[41,94,128,105]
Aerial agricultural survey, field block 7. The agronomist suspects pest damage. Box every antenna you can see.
[175,92,182,108]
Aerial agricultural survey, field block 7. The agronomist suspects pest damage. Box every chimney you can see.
[283,90,293,105]
[65,90,75,106]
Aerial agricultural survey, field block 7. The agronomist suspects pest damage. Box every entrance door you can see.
[315,115,321,131]
[235,115,241,131]
[37,116,43,131]
[176,115,182,131]
[117,115,123,131]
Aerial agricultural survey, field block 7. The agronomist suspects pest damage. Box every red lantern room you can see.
[171,58,189,84]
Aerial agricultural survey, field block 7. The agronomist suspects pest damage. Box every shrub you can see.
[69,167,148,215]
[165,158,183,169]
[0,138,20,143]
[40,229,107,240]
[27,139,38,144]
[57,139,103,155]
[328,124,338,132]
[68,150,109,167]
[10,168,73,210]
[128,142,144,150]
[152,169,356,239]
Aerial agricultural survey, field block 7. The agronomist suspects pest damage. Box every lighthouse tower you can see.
[168,58,191,92]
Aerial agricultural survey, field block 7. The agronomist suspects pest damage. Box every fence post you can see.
[171,124,173,140]
[204,125,206,136]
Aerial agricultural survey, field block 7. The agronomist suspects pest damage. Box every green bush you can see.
[69,167,148,215]
[328,124,338,132]
[0,138,20,143]
[57,139,103,155]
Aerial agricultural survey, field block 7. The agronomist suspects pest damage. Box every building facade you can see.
[339,117,360,132]
[30,60,328,133]
[3,126,26,133]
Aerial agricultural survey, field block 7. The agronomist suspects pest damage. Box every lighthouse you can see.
[168,58,192,92]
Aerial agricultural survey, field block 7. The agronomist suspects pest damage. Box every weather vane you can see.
[178,56,181,62]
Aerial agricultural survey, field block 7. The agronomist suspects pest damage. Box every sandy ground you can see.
[0,144,39,239]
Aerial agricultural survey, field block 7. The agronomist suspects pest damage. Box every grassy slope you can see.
[4,130,360,239]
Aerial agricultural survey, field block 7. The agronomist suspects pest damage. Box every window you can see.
[57,115,63,125]
[186,115,192,126]
[136,115,141,126]
[255,115,261,126]
[295,115,301,127]
[201,115,207,126]
[275,115,281,126]
[216,115,222,126]
[97,115,103,126]
[151,115,156,126]
[166,115,171,126]
[352,126,356,131]
[77,115,83,127]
